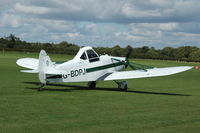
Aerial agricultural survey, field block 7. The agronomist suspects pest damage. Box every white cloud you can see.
[149,0,171,6]
[129,23,178,32]
[32,24,48,33]
[66,32,83,38]
[0,0,200,48]
[51,0,82,12]
[36,19,77,33]
[85,23,97,34]
[115,31,146,42]
[121,3,161,18]
[0,13,21,28]
[158,23,177,31]
[15,3,50,14]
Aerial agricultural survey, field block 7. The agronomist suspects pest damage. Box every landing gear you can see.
[38,83,45,91]
[114,81,128,91]
[88,81,96,89]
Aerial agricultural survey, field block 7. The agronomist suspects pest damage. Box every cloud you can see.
[11,0,200,23]
[15,3,50,15]
[113,22,200,48]
[85,23,97,32]
[0,0,200,48]
[0,13,21,28]
[121,3,161,18]
[66,32,83,38]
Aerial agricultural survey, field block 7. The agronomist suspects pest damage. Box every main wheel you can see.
[88,81,96,89]
[118,81,128,91]
[121,84,128,91]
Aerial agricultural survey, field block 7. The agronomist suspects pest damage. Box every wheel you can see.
[120,84,128,91]
[122,84,128,91]
[88,81,96,89]
[38,83,44,91]
[118,81,128,91]
[38,87,43,91]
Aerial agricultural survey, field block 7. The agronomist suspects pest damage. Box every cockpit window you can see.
[80,52,87,60]
[87,50,98,58]
[86,49,99,62]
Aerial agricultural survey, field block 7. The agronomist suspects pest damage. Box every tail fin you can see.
[38,50,52,84]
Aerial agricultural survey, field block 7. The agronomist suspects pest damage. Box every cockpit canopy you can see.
[75,46,99,62]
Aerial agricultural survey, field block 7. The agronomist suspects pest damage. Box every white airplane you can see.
[16,46,192,91]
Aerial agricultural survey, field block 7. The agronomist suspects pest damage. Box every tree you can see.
[6,34,19,48]
[190,49,200,61]
[141,46,149,53]
[58,41,71,48]
[146,47,159,59]
[160,47,175,60]
[176,46,199,61]
[111,45,122,56]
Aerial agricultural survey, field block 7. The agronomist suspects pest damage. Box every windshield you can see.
[86,49,99,62]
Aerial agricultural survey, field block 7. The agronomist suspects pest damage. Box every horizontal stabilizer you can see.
[21,69,39,73]
[104,66,192,81]
[16,58,38,70]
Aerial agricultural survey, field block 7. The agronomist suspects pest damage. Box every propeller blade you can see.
[111,57,148,71]
[126,47,132,60]
[111,58,121,62]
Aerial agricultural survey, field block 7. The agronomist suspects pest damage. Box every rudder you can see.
[38,50,52,84]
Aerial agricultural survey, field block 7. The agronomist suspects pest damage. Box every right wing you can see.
[103,66,192,81]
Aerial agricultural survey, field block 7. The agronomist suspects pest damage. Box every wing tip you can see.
[182,66,193,71]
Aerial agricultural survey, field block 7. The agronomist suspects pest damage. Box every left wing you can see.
[103,66,192,81]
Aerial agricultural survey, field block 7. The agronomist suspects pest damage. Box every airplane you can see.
[16,46,192,91]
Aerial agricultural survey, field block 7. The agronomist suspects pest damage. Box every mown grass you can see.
[0,51,200,133]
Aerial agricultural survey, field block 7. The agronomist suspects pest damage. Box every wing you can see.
[16,58,38,70]
[103,66,192,81]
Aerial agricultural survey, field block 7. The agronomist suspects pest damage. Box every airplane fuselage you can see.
[46,55,125,83]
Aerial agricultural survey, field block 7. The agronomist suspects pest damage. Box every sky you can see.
[0,0,200,48]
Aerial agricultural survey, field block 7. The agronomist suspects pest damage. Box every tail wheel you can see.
[38,83,45,91]
[88,81,96,89]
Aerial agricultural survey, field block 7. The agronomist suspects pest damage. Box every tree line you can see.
[0,34,200,62]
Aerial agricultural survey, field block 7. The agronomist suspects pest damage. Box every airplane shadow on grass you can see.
[24,82,191,96]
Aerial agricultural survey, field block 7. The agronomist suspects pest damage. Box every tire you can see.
[38,87,43,91]
[124,84,128,91]
[120,84,128,91]
[88,81,96,89]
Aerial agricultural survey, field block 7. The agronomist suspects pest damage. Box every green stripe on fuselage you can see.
[86,62,124,73]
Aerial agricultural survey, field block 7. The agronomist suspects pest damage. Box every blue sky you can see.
[0,0,200,48]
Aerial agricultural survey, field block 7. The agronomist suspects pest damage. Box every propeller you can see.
[111,47,137,70]
[125,47,133,69]
[125,47,132,61]
[111,48,153,72]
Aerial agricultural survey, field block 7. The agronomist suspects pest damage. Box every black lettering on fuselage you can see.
[63,69,86,79]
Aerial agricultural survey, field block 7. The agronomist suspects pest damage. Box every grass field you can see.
[0,51,200,133]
